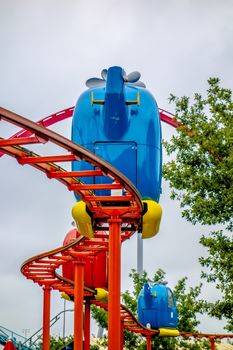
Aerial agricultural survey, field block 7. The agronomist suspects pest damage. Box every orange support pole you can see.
[210,337,216,350]
[42,286,51,350]
[108,217,122,350]
[74,260,85,350]
[147,335,152,350]
[84,300,91,350]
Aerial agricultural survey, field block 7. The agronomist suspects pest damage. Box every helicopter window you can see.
[167,289,174,308]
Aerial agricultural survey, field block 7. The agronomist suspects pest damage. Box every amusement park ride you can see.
[0,66,232,350]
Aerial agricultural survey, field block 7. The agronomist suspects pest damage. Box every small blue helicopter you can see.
[138,282,179,336]
[71,66,162,238]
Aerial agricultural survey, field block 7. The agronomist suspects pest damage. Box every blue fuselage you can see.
[138,283,178,329]
[72,66,162,201]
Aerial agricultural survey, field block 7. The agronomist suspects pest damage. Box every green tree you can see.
[163,78,233,230]
[91,269,208,350]
[37,335,100,349]
[37,335,74,350]
[163,78,233,331]
[199,231,233,331]
[91,305,108,329]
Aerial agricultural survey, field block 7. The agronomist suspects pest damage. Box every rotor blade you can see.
[133,80,146,88]
[127,71,141,83]
[126,81,146,88]
[86,78,105,88]
[101,69,108,80]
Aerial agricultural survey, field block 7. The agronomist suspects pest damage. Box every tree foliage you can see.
[37,335,74,350]
[91,304,108,329]
[91,269,208,350]
[163,78,233,230]
[37,335,101,350]
[163,78,233,332]
[199,231,233,331]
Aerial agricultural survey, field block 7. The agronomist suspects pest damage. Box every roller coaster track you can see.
[20,236,158,338]
[0,106,155,348]
[1,107,232,350]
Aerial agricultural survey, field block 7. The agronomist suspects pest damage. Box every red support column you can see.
[42,286,51,350]
[146,335,152,350]
[74,260,85,350]
[210,337,216,350]
[84,299,91,350]
[108,217,122,350]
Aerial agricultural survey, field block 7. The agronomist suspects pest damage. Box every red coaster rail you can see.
[0,106,144,350]
[20,235,159,341]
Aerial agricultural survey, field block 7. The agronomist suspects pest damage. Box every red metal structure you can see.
[0,107,232,350]
[3,341,17,350]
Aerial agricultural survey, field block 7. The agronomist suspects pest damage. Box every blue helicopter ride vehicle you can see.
[71,66,162,239]
[138,282,179,336]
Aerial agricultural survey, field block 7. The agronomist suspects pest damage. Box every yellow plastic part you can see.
[159,328,180,337]
[72,201,94,238]
[126,92,140,106]
[61,292,72,301]
[91,91,105,105]
[95,288,108,303]
[142,200,162,239]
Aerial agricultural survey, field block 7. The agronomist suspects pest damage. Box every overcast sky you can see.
[0,0,232,341]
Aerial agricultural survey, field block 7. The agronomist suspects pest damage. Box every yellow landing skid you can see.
[72,201,94,238]
[159,328,180,337]
[142,200,162,239]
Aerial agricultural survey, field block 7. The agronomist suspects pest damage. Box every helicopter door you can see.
[94,142,137,189]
